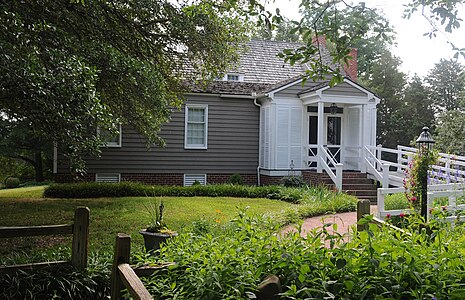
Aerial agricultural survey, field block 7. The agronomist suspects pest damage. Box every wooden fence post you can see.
[357,199,371,231]
[111,234,131,300]
[71,207,89,270]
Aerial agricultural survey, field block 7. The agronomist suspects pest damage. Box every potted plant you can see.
[139,200,177,253]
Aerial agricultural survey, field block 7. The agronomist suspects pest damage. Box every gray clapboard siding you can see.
[322,82,367,97]
[59,95,260,174]
[275,80,322,97]
[275,80,368,98]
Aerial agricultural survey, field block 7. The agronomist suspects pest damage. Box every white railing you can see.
[377,187,413,218]
[377,183,465,223]
[319,145,343,191]
[363,145,465,189]
[364,146,390,188]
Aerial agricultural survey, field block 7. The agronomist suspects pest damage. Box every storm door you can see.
[326,116,342,163]
[307,115,318,168]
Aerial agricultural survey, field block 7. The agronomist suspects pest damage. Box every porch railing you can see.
[319,145,343,191]
[364,146,390,188]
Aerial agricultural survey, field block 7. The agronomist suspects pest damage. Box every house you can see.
[54,39,381,197]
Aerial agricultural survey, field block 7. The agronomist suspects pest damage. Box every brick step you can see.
[343,184,377,190]
[345,190,378,197]
[343,178,374,184]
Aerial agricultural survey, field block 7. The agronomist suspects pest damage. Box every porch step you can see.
[304,171,378,204]
[343,183,377,190]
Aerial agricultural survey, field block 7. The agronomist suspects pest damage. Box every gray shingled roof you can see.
[188,39,341,95]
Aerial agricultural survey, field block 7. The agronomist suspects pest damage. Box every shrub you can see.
[44,182,304,203]
[135,210,465,300]
[4,177,20,189]
[0,252,111,299]
[228,173,244,185]
[280,175,307,187]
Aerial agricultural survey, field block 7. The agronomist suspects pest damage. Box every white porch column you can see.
[360,104,367,173]
[317,101,324,173]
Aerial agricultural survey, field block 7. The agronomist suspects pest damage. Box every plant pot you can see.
[139,230,178,253]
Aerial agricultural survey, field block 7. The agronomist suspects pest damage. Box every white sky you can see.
[268,0,465,78]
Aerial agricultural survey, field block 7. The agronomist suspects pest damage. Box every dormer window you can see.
[222,73,244,82]
[227,74,240,81]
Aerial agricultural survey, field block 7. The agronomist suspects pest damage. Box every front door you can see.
[326,116,342,163]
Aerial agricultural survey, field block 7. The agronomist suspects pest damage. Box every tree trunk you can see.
[34,150,44,182]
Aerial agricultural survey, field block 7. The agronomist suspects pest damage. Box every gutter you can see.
[253,92,262,186]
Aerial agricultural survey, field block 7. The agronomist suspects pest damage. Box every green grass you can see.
[384,193,410,210]
[0,186,45,198]
[0,194,295,256]
[0,185,358,264]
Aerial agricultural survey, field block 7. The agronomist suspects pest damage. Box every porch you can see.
[308,144,465,193]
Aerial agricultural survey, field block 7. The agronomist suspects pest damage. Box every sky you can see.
[268,0,465,78]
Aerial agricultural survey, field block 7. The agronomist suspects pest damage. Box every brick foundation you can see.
[207,174,257,185]
[302,171,333,186]
[55,172,258,186]
[121,173,184,185]
[259,175,284,186]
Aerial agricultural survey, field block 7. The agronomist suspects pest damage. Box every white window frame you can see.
[222,73,244,82]
[97,124,122,148]
[184,104,208,149]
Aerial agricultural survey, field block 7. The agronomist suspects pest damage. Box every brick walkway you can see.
[282,206,377,237]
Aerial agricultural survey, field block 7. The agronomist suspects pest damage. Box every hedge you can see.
[43,182,303,203]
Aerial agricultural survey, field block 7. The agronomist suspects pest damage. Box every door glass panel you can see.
[327,117,341,145]
[309,116,318,144]
[308,116,318,168]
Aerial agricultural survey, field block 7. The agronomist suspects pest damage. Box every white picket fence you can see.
[377,183,465,223]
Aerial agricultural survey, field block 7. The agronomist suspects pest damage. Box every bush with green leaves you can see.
[228,173,243,185]
[0,251,111,299]
[4,177,20,188]
[135,210,465,299]
[44,182,307,203]
[280,175,307,187]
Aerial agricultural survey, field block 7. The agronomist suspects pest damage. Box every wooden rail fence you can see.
[111,233,174,300]
[0,207,90,274]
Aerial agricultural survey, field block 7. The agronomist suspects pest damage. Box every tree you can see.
[0,0,250,174]
[253,17,301,42]
[300,1,396,78]
[0,118,52,182]
[434,110,465,155]
[426,59,465,112]
[362,50,407,148]
[401,75,435,144]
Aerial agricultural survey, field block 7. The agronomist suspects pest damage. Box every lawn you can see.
[0,186,296,259]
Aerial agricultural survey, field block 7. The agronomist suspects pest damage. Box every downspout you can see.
[253,92,262,186]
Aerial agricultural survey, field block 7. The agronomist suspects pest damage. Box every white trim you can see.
[260,169,302,176]
[183,174,207,186]
[184,104,208,150]
[96,173,121,183]
[97,124,122,148]
[343,78,380,103]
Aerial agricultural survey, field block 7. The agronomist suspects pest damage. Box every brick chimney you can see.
[312,35,326,47]
[344,48,358,82]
